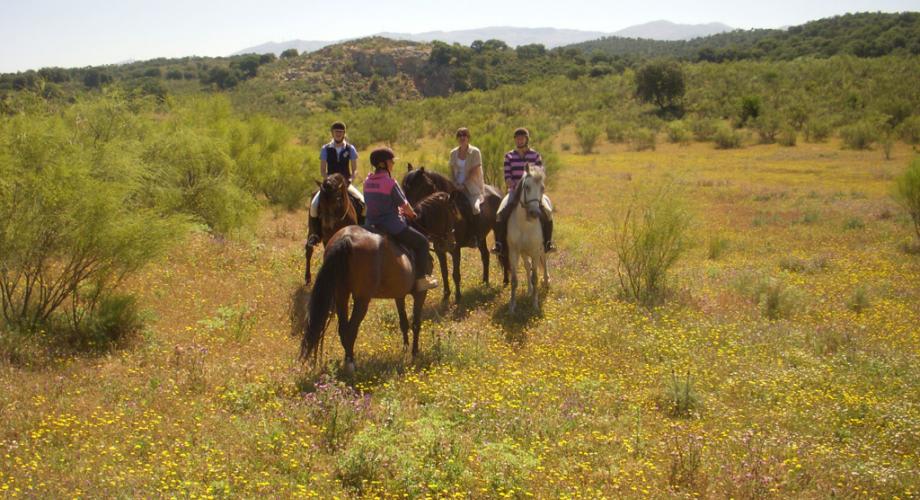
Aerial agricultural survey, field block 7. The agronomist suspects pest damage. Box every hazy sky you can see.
[2,0,918,73]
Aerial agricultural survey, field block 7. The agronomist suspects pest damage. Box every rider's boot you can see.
[540,208,557,254]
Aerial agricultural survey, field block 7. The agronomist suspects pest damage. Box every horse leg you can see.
[304,242,314,285]
[478,238,490,285]
[529,256,539,310]
[541,253,550,289]
[521,254,535,310]
[395,297,410,349]
[509,247,519,314]
[451,246,462,304]
[335,291,350,371]
[436,249,450,303]
[411,291,426,357]
[343,297,369,375]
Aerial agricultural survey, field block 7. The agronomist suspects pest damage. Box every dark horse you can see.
[300,193,455,373]
[304,173,358,285]
[402,165,506,303]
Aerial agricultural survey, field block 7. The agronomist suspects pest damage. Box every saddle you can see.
[364,224,417,270]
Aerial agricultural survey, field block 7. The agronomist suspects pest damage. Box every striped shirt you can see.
[503,148,543,191]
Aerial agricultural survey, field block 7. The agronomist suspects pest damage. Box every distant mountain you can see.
[232,22,732,56]
[373,27,609,48]
[233,40,336,56]
[611,20,732,40]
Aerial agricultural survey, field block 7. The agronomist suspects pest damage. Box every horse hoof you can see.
[344,360,356,376]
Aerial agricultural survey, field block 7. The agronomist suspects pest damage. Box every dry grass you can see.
[1,138,918,497]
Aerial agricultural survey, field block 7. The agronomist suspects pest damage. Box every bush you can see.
[895,157,920,242]
[738,95,762,126]
[754,113,781,144]
[840,120,880,150]
[713,124,743,149]
[280,48,299,59]
[689,117,718,141]
[804,117,832,142]
[628,128,657,151]
[635,59,685,114]
[778,126,797,147]
[666,120,691,144]
[606,121,628,142]
[0,109,177,337]
[614,183,691,306]
[897,115,920,145]
[575,122,601,153]
[657,370,703,418]
[707,234,729,260]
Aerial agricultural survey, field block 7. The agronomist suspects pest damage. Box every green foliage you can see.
[804,117,832,143]
[280,48,299,59]
[657,370,703,418]
[635,60,685,113]
[840,120,881,150]
[614,183,691,306]
[0,100,178,337]
[738,95,762,127]
[628,128,657,151]
[713,123,743,149]
[895,157,920,241]
[575,121,601,153]
[753,112,781,144]
[666,120,691,144]
[778,126,797,147]
[689,117,718,141]
[606,121,628,143]
[847,286,871,314]
[707,234,729,260]
[897,116,920,145]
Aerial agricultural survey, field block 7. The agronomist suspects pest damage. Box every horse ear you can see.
[407,163,414,172]
[420,166,426,172]
[315,180,322,188]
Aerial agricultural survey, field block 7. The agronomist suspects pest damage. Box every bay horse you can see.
[506,165,549,313]
[304,173,358,285]
[402,165,506,303]
[300,193,454,373]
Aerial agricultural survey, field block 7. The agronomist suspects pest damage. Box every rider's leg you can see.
[307,192,321,246]
[346,184,366,224]
[491,194,512,255]
[540,195,556,253]
[393,226,438,290]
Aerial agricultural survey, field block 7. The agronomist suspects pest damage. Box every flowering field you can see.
[1,138,918,498]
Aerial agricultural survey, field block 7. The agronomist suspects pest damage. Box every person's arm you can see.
[393,183,416,219]
[319,148,328,177]
[350,146,358,181]
[401,201,417,220]
[503,153,513,192]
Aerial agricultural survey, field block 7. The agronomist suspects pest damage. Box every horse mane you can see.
[412,192,455,241]
[422,170,459,192]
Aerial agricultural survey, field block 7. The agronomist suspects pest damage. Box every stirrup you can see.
[307,234,321,247]
[415,276,439,291]
[490,242,503,255]
[544,241,557,254]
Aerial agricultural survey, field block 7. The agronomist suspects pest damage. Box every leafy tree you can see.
[635,60,685,114]
[280,48,299,59]
[83,68,112,89]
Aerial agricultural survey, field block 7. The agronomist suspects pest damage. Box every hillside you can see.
[571,12,920,61]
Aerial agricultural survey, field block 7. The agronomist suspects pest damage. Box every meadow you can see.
[1,130,918,497]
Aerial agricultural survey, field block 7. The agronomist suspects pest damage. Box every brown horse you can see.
[402,165,506,303]
[304,173,358,285]
[300,193,454,373]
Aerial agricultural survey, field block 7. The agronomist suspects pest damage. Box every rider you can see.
[364,147,439,292]
[448,127,484,246]
[307,121,366,247]
[491,127,556,255]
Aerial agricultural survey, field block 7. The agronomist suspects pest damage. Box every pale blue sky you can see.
[1,0,918,73]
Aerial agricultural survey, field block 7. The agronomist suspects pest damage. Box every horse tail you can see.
[301,236,352,361]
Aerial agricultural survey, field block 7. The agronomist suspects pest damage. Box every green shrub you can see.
[628,128,657,151]
[714,124,743,149]
[895,157,920,242]
[575,122,601,153]
[804,117,832,142]
[778,126,797,147]
[707,234,729,260]
[606,121,628,142]
[689,117,718,141]
[614,184,691,306]
[847,286,871,314]
[738,95,762,126]
[475,442,537,494]
[754,113,781,144]
[897,115,920,145]
[657,370,703,418]
[840,120,880,150]
[0,110,177,337]
[666,120,691,144]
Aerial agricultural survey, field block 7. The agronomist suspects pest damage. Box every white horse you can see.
[506,165,550,313]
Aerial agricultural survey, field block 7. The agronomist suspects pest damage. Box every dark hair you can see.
[513,127,530,137]
[331,122,346,131]
[456,127,470,138]
[369,147,395,169]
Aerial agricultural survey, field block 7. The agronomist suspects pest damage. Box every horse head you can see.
[402,165,438,205]
[519,166,545,220]
[318,173,349,221]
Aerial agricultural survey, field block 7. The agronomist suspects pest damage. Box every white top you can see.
[456,158,467,169]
